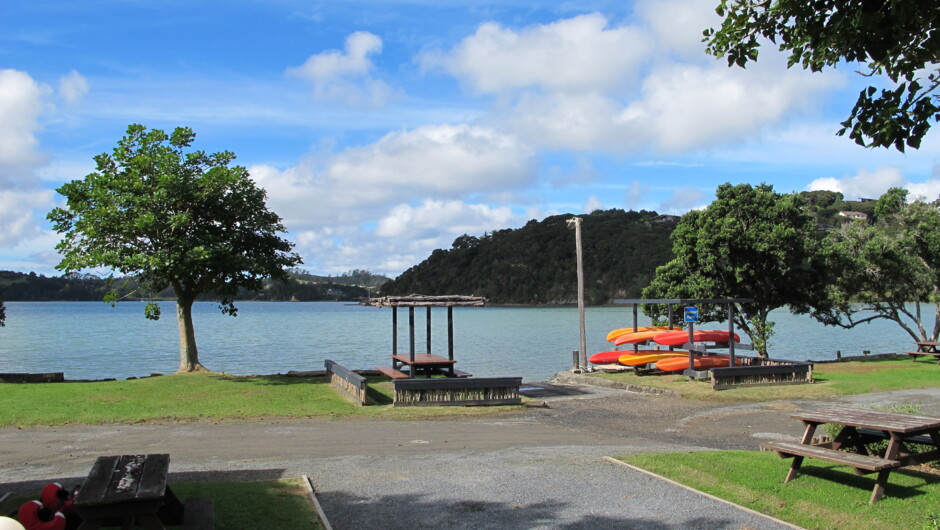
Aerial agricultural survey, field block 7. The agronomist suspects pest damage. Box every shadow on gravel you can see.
[519,383,596,399]
[0,468,288,495]
[316,490,743,529]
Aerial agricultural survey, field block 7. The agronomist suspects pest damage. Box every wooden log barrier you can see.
[324,360,368,405]
[0,372,65,383]
[711,359,813,390]
[393,377,523,407]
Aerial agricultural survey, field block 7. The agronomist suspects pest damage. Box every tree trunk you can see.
[176,295,208,373]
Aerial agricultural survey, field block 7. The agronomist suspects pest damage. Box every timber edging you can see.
[392,377,522,407]
[324,360,368,405]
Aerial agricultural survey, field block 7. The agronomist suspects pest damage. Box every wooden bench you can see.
[183,497,214,530]
[905,351,940,363]
[855,428,938,447]
[451,369,473,378]
[762,441,902,474]
[375,365,410,379]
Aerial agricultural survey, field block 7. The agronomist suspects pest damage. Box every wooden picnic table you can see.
[762,406,940,504]
[392,352,457,377]
[74,454,213,529]
[907,341,940,364]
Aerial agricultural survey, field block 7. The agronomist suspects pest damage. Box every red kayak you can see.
[655,355,741,372]
[653,329,740,346]
[589,349,660,364]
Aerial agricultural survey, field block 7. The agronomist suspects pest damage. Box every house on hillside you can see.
[650,214,681,223]
[838,211,869,221]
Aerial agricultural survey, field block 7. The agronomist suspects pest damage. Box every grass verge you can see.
[0,478,323,530]
[0,372,521,427]
[618,451,940,530]
[591,357,940,402]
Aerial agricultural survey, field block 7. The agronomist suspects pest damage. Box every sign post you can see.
[684,307,698,380]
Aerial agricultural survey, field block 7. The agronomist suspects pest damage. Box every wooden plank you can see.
[855,428,938,447]
[375,366,410,380]
[135,454,169,500]
[78,455,121,504]
[711,363,811,378]
[762,441,901,471]
[394,377,522,390]
[792,407,940,433]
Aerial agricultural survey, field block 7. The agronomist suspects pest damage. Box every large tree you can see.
[48,124,302,372]
[704,0,940,152]
[817,188,940,342]
[643,183,830,356]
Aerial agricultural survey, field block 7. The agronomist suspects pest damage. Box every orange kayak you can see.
[655,355,741,372]
[618,352,688,366]
[614,329,673,346]
[606,326,670,342]
[590,350,661,364]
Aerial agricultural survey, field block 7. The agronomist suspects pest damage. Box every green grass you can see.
[591,357,940,402]
[0,479,323,529]
[0,372,520,427]
[619,451,940,530]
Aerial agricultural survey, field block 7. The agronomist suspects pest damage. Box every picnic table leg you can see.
[866,434,903,504]
[785,421,820,482]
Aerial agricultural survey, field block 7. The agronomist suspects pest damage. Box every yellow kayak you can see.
[606,326,670,342]
[618,352,688,367]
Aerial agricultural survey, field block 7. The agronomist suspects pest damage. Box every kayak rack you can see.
[612,298,813,389]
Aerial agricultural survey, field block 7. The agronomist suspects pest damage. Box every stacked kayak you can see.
[655,355,742,372]
[606,326,670,343]
[617,352,688,367]
[653,329,740,346]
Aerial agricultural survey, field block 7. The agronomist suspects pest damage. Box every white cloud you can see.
[807,167,906,200]
[0,69,48,188]
[0,189,55,247]
[58,70,89,104]
[807,166,940,202]
[658,186,706,213]
[583,195,603,213]
[287,31,394,107]
[421,13,650,94]
[375,199,517,239]
[634,0,720,59]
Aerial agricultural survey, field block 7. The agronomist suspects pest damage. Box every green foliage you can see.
[818,190,940,342]
[704,0,940,151]
[643,183,830,356]
[47,124,302,371]
[381,209,675,304]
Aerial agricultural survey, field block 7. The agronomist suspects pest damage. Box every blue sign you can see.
[684,307,698,323]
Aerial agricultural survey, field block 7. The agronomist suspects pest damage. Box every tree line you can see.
[0,269,378,303]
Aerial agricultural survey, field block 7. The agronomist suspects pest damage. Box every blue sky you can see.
[1,0,938,278]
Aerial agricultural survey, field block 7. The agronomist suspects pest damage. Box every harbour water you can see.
[0,301,919,382]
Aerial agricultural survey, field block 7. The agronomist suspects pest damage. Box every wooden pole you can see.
[426,306,432,354]
[567,217,587,371]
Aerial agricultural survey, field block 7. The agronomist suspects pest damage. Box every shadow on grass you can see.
[208,374,330,386]
[795,464,940,501]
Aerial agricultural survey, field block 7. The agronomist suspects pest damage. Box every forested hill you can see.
[0,270,390,302]
[380,209,676,305]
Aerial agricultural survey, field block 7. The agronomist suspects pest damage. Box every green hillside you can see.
[380,209,676,305]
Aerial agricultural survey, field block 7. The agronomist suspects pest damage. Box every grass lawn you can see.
[0,372,521,427]
[1,478,323,529]
[619,451,940,530]
[591,357,940,402]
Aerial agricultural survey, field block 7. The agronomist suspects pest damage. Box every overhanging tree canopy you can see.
[642,183,830,356]
[704,0,940,151]
[48,124,302,372]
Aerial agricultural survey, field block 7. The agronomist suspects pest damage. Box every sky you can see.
[1,0,938,278]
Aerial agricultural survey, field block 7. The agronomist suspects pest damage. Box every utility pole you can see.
[567,216,587,372]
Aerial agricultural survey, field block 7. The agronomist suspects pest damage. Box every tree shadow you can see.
[317,490,751,530]
[795,464,940,500]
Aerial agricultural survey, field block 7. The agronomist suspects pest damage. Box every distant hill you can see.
[0,269,387,302]
[380,209,677,305]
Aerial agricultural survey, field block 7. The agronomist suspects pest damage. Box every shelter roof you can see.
[361,294,487,307]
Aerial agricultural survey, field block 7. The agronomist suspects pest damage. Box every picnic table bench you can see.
[762,406,940,504]
[74,454,214,529]
[905,341,940,364]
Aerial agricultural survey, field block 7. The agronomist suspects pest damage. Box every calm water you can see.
[0,301,917,382]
